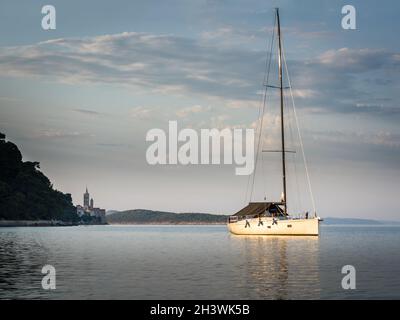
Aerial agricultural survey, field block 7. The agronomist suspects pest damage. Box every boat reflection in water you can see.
[229,234,320,299]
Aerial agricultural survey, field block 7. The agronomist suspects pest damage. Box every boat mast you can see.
[276,8,287,215]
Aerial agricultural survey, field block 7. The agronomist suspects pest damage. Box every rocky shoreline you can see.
[0,220,79,227]
[108,222,226,225]
[0,220,108,227]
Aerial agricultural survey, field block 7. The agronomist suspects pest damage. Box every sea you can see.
[0,224,399,299]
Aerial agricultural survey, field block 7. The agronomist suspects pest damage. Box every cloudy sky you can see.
[0,0,399,219]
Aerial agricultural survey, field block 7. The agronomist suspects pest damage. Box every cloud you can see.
[260,26,334,39]
[129,106,153,119]
[316,48,397,72]
[369,131,400,148]
[200,25,334,47]
[290,89,317,99]
[37,130,94,139]
[97,143,128,148]
[201,27,236,40]
[224,99,260,109]
[176,105,206,118]
[200,26,258,47]
[308,129,400,149]
[285,48,400,116]
[0,33,399,119]
[0,96,22,102]
[0,32,262,101]
[73,108,103,116]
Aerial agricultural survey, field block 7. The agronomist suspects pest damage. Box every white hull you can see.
[227,217,320,236]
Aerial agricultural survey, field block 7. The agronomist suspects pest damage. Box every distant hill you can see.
[106,209,228,225]
[106,210,399,225]
[323,217,399,225]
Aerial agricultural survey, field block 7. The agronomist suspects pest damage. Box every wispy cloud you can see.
[129,106,153,119]
[73,108,104,116]
[287,48,400,116]
[0,32,261,101]
[37,130,94,139]
[316,48,398,72]
[176,105,206,118]
[0,96,22,102]
[0,33,399,119]
[309,129,400,149]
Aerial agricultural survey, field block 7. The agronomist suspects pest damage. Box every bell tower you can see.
[84,187,90,209]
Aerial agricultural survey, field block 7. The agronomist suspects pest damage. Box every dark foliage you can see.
[0,132,78,221]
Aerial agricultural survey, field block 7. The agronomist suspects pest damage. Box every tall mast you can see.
[276,8,287,215]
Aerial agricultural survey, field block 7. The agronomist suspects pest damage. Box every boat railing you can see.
[228,216,238,223]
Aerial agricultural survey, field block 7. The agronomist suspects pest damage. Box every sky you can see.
[0,0,399,219]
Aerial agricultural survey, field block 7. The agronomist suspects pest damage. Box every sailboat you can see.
[227,8,322,236]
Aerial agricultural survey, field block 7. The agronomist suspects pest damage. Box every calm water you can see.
[0,225,399,299]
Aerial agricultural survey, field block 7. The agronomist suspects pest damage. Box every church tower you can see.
[84,187,90,209]
[90,198,94,209]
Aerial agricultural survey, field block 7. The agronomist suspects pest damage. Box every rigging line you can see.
[286,91,302,215]
[245,83,265,203]
[244,86,264,202]
[281,42,317,216]
[244,17,275,204]
[250,64,268,202]
[244,81,264,203]
[288,91,301,214]
[261,139,266,199]
[248,13,276,203]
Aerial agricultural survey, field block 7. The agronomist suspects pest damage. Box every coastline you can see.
[107,222,226,225]
[0,220,78,227]
[0,220,224,227]
[0,220,108,227]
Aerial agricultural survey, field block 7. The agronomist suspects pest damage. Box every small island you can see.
[106,209,228,225]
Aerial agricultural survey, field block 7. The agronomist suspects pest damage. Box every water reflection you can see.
[0,229,49,299]
[230,235,320,299]
[2,226,399,299]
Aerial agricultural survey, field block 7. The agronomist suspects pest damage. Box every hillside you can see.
[106,209,228,224]
[323,217,392,225]
[0,132,78,222]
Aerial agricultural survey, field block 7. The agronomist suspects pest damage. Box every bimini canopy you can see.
[233,202,286,217]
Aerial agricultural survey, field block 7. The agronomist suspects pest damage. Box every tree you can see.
[0,132,78,221]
